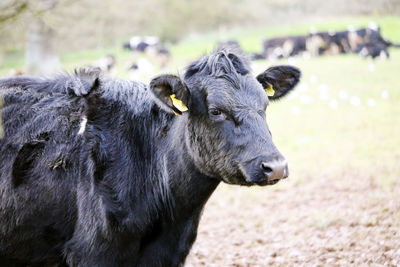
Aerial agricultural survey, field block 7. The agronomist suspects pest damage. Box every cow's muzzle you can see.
[240,156,288,185]
[260,159,288,181]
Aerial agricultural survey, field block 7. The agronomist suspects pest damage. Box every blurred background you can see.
[1,0,400,266]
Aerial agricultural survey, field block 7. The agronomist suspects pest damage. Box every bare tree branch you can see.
[0,0,28,23]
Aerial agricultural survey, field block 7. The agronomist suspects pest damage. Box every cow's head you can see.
[150,48,300,186]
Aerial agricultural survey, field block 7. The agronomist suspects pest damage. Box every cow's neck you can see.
[164,115,220,215]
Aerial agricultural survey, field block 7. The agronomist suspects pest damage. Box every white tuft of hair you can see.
[78,116,88,135]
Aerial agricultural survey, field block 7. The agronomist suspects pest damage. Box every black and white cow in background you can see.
[262,35,307,59]
[349,24,394,59]
[124,36,171,70]
[123,36,170,58]
[0,47,300,266]
[124,36,161,52]
[256,23,397,60]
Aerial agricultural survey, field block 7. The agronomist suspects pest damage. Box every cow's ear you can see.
[149,74,189,115]
[256,65,301,100]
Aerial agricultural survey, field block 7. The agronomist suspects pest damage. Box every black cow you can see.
[262,32,340,58]
[305,32,332,56]
[347,26,395,58]
[357,41,390,59]
[259,23,397,60]
[0,48,300,266]
[330,30,352,54]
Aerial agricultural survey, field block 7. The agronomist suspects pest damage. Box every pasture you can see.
[1,15,399,266]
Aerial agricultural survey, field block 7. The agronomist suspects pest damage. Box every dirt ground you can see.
[185,171,400,266]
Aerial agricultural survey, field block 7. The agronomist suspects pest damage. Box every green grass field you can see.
[267,49,400,190]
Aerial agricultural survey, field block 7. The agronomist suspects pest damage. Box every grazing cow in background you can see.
[262,35,307,59]
[305,31,332,56]
[262,36,287,59]
[256,22,397,60]
[123,36,170,56]
[124,36,171,69]
[347,25,384,52]
[357,42,390,59]
[347,24,396,58]
[306,31,350,56]
[329,30,353,54]
[124,36,160,52]
[0,47,301,266]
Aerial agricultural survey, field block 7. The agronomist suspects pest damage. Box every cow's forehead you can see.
[205,75,267,109]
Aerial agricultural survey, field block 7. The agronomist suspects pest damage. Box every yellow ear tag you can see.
[265,84,275,97]
[170,94,188,113]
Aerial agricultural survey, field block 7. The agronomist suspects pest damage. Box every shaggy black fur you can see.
[0,47,300,266]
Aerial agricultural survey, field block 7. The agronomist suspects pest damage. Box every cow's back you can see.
[0,86,85,265]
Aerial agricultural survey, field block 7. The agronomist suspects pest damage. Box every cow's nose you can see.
[260,159,288,181]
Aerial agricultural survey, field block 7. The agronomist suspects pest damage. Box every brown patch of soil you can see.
[185,172,400,266]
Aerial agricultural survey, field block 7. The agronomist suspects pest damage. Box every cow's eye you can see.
[208,108,226,121]
[210,108,222,116]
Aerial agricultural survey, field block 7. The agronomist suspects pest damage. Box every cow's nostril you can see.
[260,159,288,181]
[261,162,273,174]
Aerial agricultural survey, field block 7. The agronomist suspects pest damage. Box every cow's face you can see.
[150,50,300,186]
